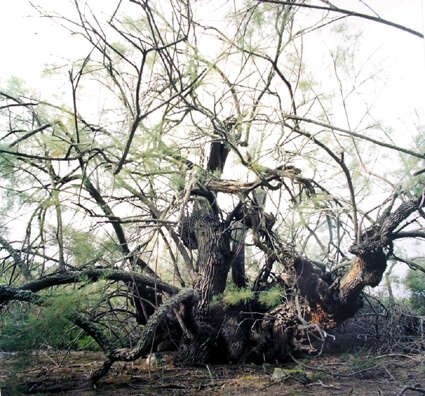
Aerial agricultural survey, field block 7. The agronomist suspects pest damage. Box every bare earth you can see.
[0,350,424,395]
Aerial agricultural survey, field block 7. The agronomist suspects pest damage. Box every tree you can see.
[0,0,424,386]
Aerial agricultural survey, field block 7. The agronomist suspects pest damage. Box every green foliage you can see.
[213,285,254,306]
[111,41,129,55]
[169,172,186,192]
[396,128,425,195]
[3,76,27,96]
[65,228,96,266]
[258,285,285,308]
[0,288,102,352]
[62,226,125,267]
[0,305,69,352]
[222,287,254,305]
[122,15,148,34]
[212,285,285,308]
[405,266,425,315]
[0,152,20,213]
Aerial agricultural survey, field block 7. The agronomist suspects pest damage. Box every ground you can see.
[1,350,424,395]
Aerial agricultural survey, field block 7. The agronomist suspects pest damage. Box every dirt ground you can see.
[0,350,424,396]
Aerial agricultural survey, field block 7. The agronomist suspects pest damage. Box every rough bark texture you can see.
[192,210,231,307]
[90,289,195,383]
[19,269,178,295]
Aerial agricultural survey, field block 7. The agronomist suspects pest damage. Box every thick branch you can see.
[0,285,43,305]
[350,193,425,255]
[20,269,178,295]
[72,313,115,356]
[111,288,195,361]
[90,288,195,384]
[198,167,306,194]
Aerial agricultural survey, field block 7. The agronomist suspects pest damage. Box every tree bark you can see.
[192,210,231,311]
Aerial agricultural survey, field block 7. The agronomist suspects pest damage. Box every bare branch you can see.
[256,1,424,38]
[20,269,178,295]
[285,115,425,161]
